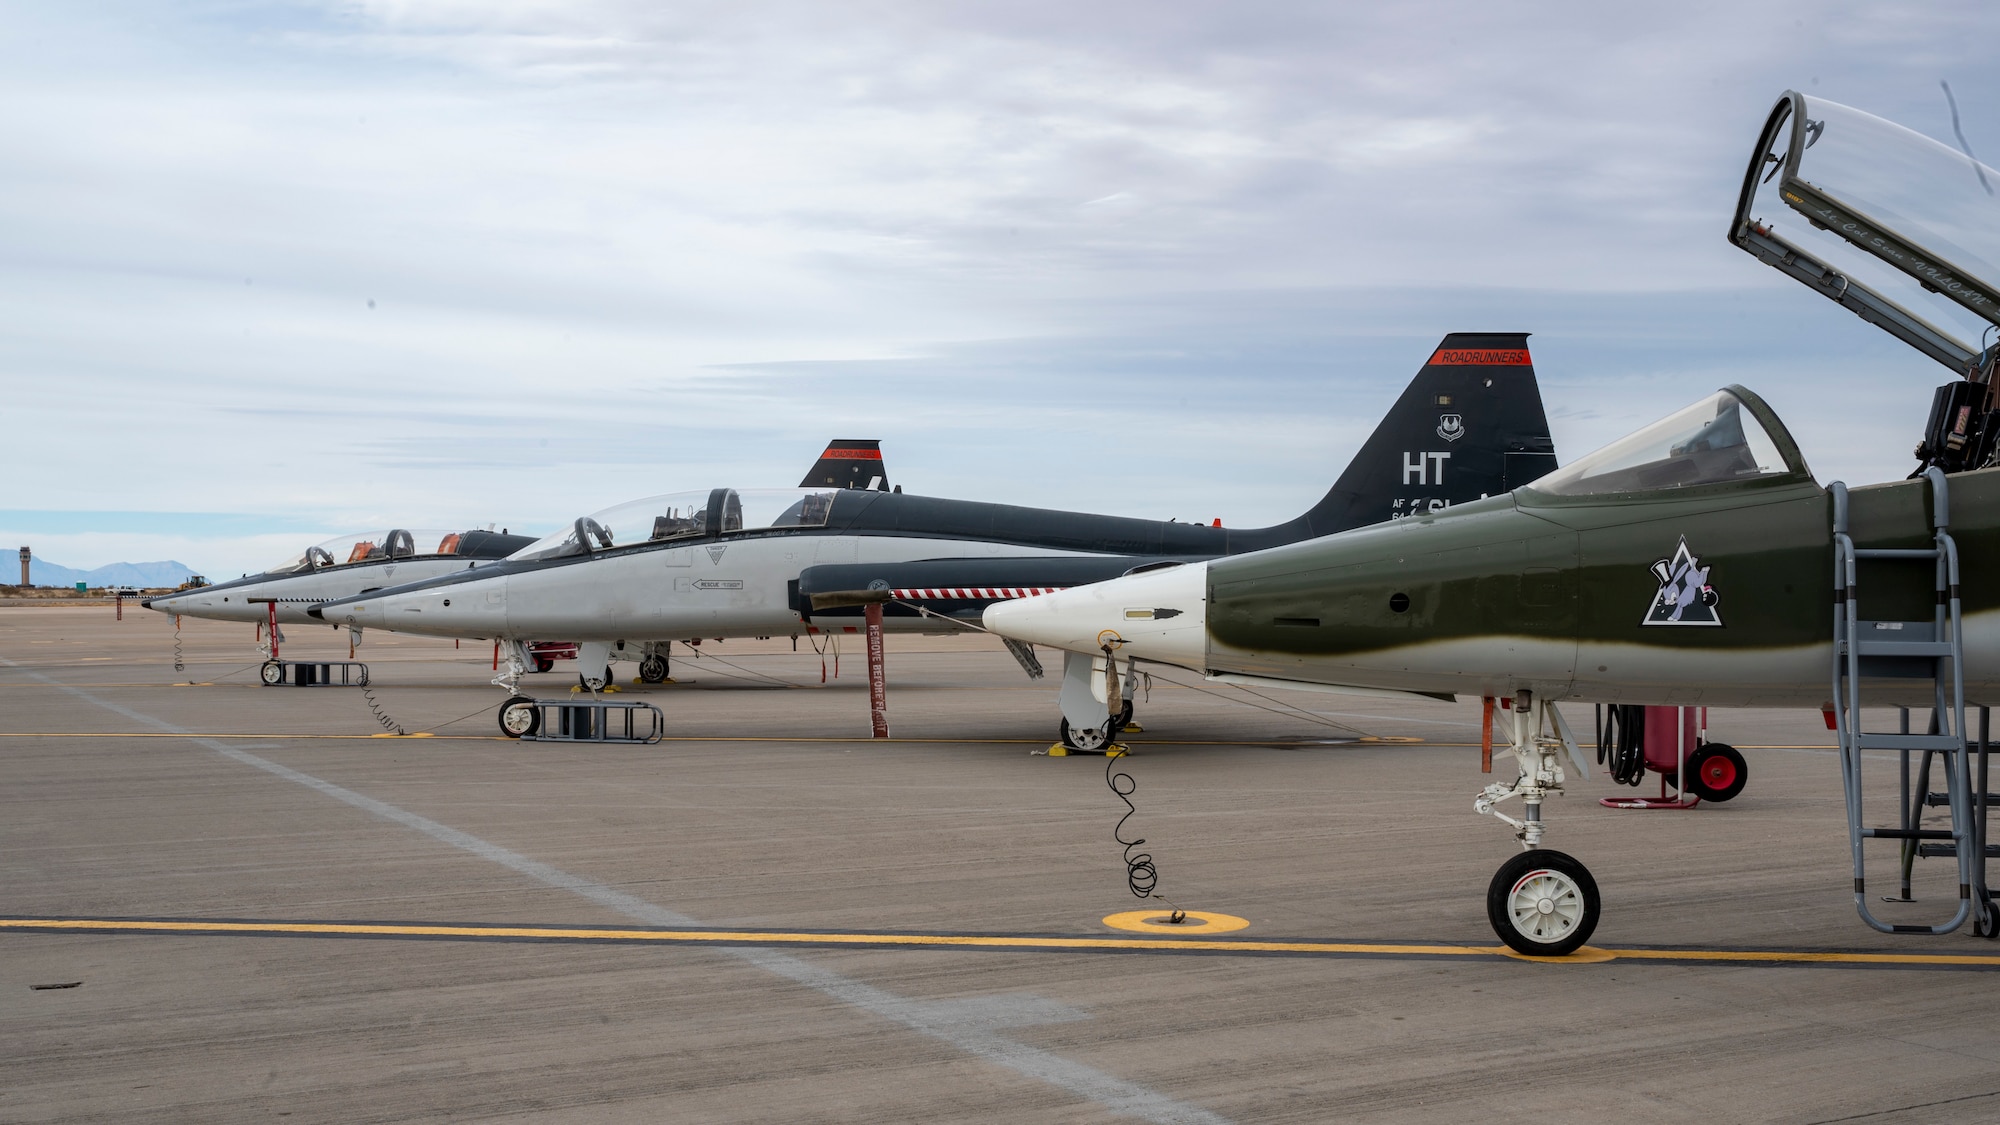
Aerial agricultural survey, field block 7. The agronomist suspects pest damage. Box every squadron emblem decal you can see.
[1642,537,1721,626]
[1437,413,1464,442]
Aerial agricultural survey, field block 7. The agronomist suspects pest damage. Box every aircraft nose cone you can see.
[981,562,1209,669]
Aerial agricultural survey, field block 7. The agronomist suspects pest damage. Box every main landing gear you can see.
[1475,690,1602,956]
[638,652,670,684]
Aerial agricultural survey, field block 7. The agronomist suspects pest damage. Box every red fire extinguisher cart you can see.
[1598,705,1749,809]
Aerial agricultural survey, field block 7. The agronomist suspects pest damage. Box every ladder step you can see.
[1861,827,1957,840]
[1916,843,2000,858]
[1852,548,1940,559]
[1923,792,2000,807]
[1852,641,1954,657]
[1854,734,1964,751]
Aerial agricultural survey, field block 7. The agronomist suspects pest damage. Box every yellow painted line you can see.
[0,732,1411,746]
[4,918,1998,969]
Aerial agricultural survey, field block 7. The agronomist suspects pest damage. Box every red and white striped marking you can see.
[890,587,1066,601]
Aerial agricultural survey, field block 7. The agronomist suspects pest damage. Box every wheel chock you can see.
[1122,722,1145,733]
[1042,743,1129,758]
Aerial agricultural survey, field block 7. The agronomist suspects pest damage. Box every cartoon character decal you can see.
[1642,537,1721,626]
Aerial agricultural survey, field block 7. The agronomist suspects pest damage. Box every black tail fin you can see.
[1235,333,1555,548]
[799,439,892,491]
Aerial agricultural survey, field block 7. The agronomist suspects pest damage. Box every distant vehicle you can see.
[106,585,140,598]
[178,575,208,590]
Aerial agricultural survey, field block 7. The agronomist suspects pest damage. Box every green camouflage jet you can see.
[986,90,2000,955]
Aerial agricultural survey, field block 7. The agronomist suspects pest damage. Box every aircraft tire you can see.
[498,696,540,739]
[1487,849,1599,957]
[1680,743,1748,803]
[1118,700,1135,730]
[1059,717,1112,752]
[260,660,284,686]
[534,656,555,673]
[638,655,669,683]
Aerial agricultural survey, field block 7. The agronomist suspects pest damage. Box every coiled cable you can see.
[362,682,406,736]
[172,615,185,674]
[1599,704,1646,787]
[1105,751,1183,919]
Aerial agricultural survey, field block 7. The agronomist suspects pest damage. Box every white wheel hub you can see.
[1506,868,1584,944]
[501,703,536,736]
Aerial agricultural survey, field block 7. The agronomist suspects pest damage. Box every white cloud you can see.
[0,1,1994,572]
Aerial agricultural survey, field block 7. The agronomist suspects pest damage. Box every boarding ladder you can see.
[1831,467,1995,936]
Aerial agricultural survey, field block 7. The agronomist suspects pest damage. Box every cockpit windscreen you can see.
[510,489,840,561]
[1530,391,1800,496]
[263,529,461,574]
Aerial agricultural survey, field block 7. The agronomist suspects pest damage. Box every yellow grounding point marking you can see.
[1103,910,1251,934]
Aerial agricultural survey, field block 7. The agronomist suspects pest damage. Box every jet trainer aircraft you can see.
[984,91,2000,955]
[142,439,892,644]
[142,527,536,629]
[311,335,1559,738]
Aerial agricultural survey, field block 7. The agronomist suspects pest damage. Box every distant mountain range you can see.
[20,559,201,589]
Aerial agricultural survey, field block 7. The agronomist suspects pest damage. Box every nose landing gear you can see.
[1475,691,1602,956]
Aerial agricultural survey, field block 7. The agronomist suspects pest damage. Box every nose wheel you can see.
[498,696,540,739]
[1059,701,1134,752]
[1487,849,1600,956]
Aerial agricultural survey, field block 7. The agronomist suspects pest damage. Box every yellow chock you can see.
[1122,722,1145,733]
[1047,744,1069,756]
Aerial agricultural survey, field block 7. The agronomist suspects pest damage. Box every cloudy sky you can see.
[4,1,1997,578]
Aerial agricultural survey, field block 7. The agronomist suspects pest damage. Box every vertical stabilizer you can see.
[1236,333,1555,549]
[800,439,891,491]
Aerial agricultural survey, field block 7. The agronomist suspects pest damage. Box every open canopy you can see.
[1732,91,2000,372]
[511,488,840,562]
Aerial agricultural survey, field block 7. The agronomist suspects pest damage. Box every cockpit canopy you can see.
[264,529,484,574]
[1732,92,2000,372]
[1528,388,1807,497]
[511,488,840,562]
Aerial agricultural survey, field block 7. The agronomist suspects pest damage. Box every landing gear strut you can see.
[1475,690,1602,956]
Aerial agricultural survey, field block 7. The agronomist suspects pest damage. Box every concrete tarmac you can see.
[4,606,1999,1124]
